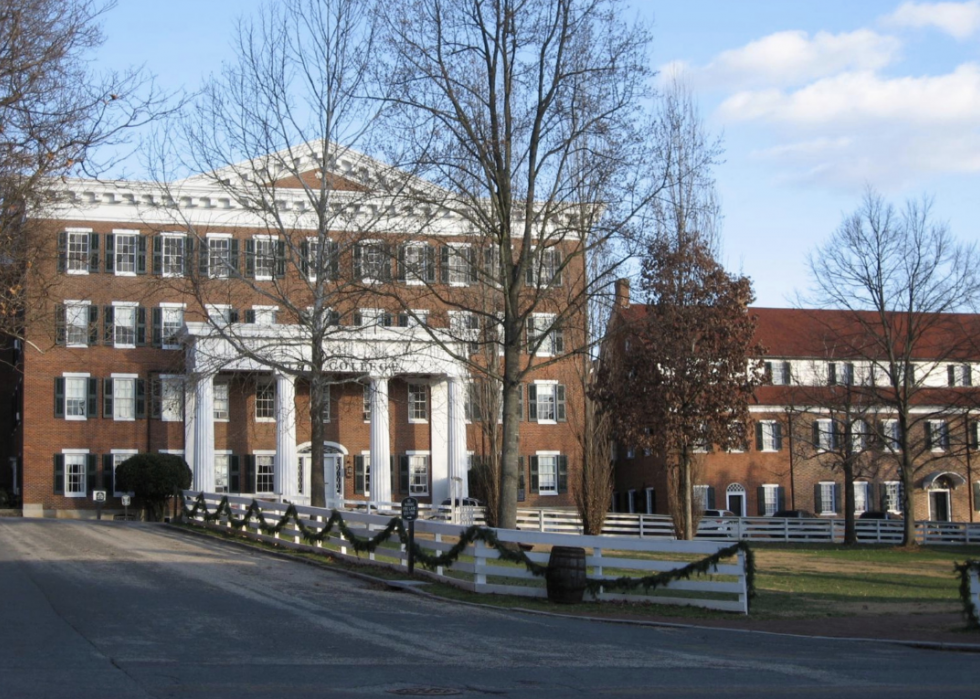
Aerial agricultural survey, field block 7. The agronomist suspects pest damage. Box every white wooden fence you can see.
[183,492,750,614]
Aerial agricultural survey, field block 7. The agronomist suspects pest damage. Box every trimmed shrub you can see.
[116,453,191,521]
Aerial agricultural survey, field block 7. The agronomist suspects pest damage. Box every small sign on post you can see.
[93,490,106,521]
[401,497,419,574]
[121,494,131,521]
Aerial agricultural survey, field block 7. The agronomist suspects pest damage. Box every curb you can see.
[164,522,980,654]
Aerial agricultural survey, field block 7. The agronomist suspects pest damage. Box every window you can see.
[66,230,92,273]
[693,484,711,510]
[526,313,563,356]
[813,419,837,452]
[525,247,562,287]
[214,382,230,421]
[692,424,711,453]
[355,453,370,495]
[255,455,275,493]
[63,452,88,497]
[884,481,904,513]
[255,379,275,421]
[303,238,339,281]
[880,419,901,450]
[207,236,234,278]
[247,306,277,325]
[159,304,185,349]
[948,364,973,387]
[355,241,388,282]
[828,362,854,386]
[853,481,870,515]
[449,311,481,354]
[756,420,782,452]
[160,234,186,277]
[113,232,138,274]
[156,376,183,422]
[761,484,780,516]
[816,481,837,515]
[111,451,137,497]
[64,376,90,419]
[111,304,138,347]
[926,419,950,451]
[408,383,428,422]
[250,236,278,279]
[398,242,434,284]
[851,419,868,452]
[207,304,237,325]
[320,384,331,422]
[353,308,384,327]
[537,454,558,495]
[112,377,136,420]
[765,361,792,385]
[408,454,429,495]
[64,301,92,347]
[214,452,230,493]
[442,245,474,285]
[363,383,372,421]
[464,382,483,422]
[528,383,566,423]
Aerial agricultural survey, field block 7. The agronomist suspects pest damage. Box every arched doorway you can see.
[297,442,348,507]
[726,483,746,517]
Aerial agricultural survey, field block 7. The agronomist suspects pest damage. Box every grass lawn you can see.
[179,521,978,623]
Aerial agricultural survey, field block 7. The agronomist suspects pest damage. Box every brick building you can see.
[6,146,585,517]
[608,281,980,523]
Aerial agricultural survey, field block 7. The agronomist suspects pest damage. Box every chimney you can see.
[614,278,631,308]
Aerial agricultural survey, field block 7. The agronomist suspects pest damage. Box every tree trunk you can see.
[681,450,693,540]
[309,347,326,508]
[842,459,856,545]
[498,343,522,530]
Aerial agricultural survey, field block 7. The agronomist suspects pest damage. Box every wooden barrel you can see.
[546,546,587,604]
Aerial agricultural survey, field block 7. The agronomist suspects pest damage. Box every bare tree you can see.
[373,0,655,528]
[149,0,397,506]
[803,189,980,545]
[0,0,166,351]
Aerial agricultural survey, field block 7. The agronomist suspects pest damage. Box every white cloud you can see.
[884,1,980,39]
[666,30,901,90]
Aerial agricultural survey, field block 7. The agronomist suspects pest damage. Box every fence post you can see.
[638,516,644,539]
[435,532,444,576]
[970,568,980,620]
[474,540,487,589]
[539,510,545,533]
[594,547,604,597]
[737,549,749,614]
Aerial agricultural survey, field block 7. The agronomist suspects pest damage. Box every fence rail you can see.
[184,491,750,614]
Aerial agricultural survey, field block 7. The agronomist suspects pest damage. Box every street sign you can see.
[93,490,107,503]
[401,497,419,522]
[120,495,131,507]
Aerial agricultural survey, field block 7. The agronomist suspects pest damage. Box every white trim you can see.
[111,230,139,277]
[534,451,560,496]
[61,449,90,498]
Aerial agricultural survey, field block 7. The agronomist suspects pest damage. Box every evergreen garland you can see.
[181,493,755,609]
[954,560,980,629]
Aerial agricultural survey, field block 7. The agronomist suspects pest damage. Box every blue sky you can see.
[95,0,980,307]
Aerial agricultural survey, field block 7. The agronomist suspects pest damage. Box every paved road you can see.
[1,519,978,699]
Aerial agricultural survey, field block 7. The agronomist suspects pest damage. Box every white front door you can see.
[324,454,345,507]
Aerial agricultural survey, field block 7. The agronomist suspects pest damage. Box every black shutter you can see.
[973,481,980,512]
[151,308,162,347]
[103,378,113,418]
[777,486,786,512]
[301,240,309,277]
[556,384,566,422]
[242,455,254,494]
[467,247,478,283]
[529,456,539,493]
[136,307,146,346]
[150,377,161,419]
[229,239,240,274]
[828,362,836,385]
[228,309,239,323]
[244,239,255,277]
[86,454,97,495]
[230,455,241,493]
[773,423,783,451]
[275,240,286,278]
[136,236,147,274]
[57,231,67,272]
[924,421,933,449]
[782,361,791,384]
[814,483,822,514]
[152,235,163,275]
[88,232,100,273]
[135,380,146,419]
[354,455,365,494]
[199,238,210,275]
[558,456,568,494]
[54,454,64,494]
[353,243,362,278]
[707,486,716,510]
[54,378,65,418]
[518,456,526,502]
[184,237,195,276]
[812,421,820,449]
[104,233,115,273]
[517,384,523,421]
[400,455,409,493]
[87,378,98,418]
[55,303,66,345]
[440,246,450,283]
[755,422,763,450]
[971,422,979,449]
[395,244,406,281]
[832,483,840,513]
[88,305,99,345]
[328,240,339,279]
[948,365,956,386]
[425,245,435,282]
[103,306,114,345]
[527,384,537,421]
[757,486,766,515]
[103,454,114,495]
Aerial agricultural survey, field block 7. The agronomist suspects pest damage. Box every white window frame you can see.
[853,481,870,515]
[158,375,184,422]
[408,383,428,423]
[445,244,472,286]
[252,235,277,281]
[255,378,275,422]
[206,304,234,326]
[112,301,138,348]
[884,480,904,514]
[64,300,90,348]
[214,450,231,493]
[66,228,91,275]
[251,305,278,325]
[358,240,387,284]
[62,449,89,498]
[762,484,779,516]
[64,372,90,421]
[111,449,138,497]
[529,313,560,357]
[881,419,901,451]
[814,418,835,452]
[254,451,276,494]
[113,230,139,276]
[213,381,230,421]
[533,380,558,424]
[645,487,655,515]
[406,450,430,496]
[536,450,560,496]
[928,419,950,452]
[160,303,185,350]
[207,233,233,279]
[818,481,837,515]
[401,242,429,285]
[161,232,186,278]
[363,383,372,422]
[760,420,780,452]
[851,419,868,453]
[111,373,138,421]
[693,484,710,510]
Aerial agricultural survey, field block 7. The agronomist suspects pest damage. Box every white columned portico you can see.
[447,377,469,500]
[369,375,392,505]
[193,374,215,492]
[275,372,298,500]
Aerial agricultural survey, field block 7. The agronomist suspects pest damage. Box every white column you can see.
[448,376,469,500]
[275,372,297,500]
[193,375,215,493]
[184,380,197,483]
[369,375,391,506]
[430,379,450,504]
